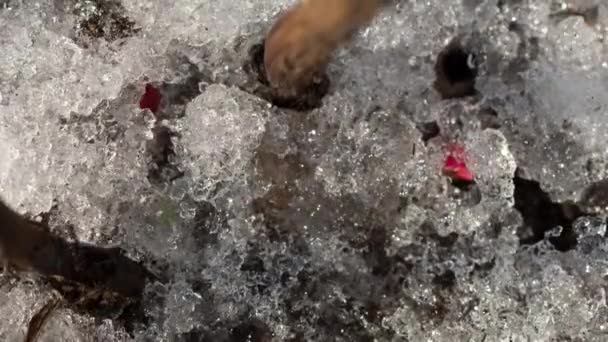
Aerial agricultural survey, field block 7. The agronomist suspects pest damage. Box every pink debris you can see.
[139,83,161,113]
[442,144,474,183]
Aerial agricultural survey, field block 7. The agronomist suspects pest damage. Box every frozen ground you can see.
[1,0,608,340]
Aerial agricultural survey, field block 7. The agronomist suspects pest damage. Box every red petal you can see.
[442,144,474,182]
[453,166,474,182]
[443,155,462,170]
[139,84,161,113]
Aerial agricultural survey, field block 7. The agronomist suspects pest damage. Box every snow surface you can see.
[1,0,608,340]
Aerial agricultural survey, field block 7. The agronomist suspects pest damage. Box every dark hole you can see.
[146,126,184,185]
[365,301,381,323]
[427,229,459,248]
[230,320,272,342]
[433,40,477,99]
[443,49,474,82]
[419,222,461,260]
[155,60,210,120]
[360,226,391,277]
[316,301,375,341]
[513,171,584,251]
[413,299,449,325]
[497,0,523,9]
[432,269,456,289]
[478,107,501,129]
[472,258,496,278]
[451,178,476,191]
[416,121,441,144]
[117,299,149,336]
[137,59,210,121]
[178,329,208,342]
[143,60,208,186]
[244,42,330,111]
[280,272,291,285]
[579,179,608,210]
[508,21,521,32]
[449,180,482,207]
[248,43,269,86]
[240,255,266,273]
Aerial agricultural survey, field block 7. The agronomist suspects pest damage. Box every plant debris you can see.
[25,297,61,342]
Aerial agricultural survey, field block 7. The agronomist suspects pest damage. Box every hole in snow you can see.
[416,121,441,144]
[433,39,477,99]
[513,170,584,251]
[244,42,330,111]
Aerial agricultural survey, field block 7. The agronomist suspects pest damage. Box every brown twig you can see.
[25,297,61,342]
[0,200,151,300]
[263,0,385,98]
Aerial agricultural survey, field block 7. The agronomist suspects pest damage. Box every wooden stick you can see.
[0,199,150,299]
[264,0,385,98]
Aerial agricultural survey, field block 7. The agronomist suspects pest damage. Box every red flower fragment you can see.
[442,144,474,183]
[139,83,161,113]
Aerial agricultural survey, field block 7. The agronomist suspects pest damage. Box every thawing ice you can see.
[1,0,608,341]
[180,84,270,201]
